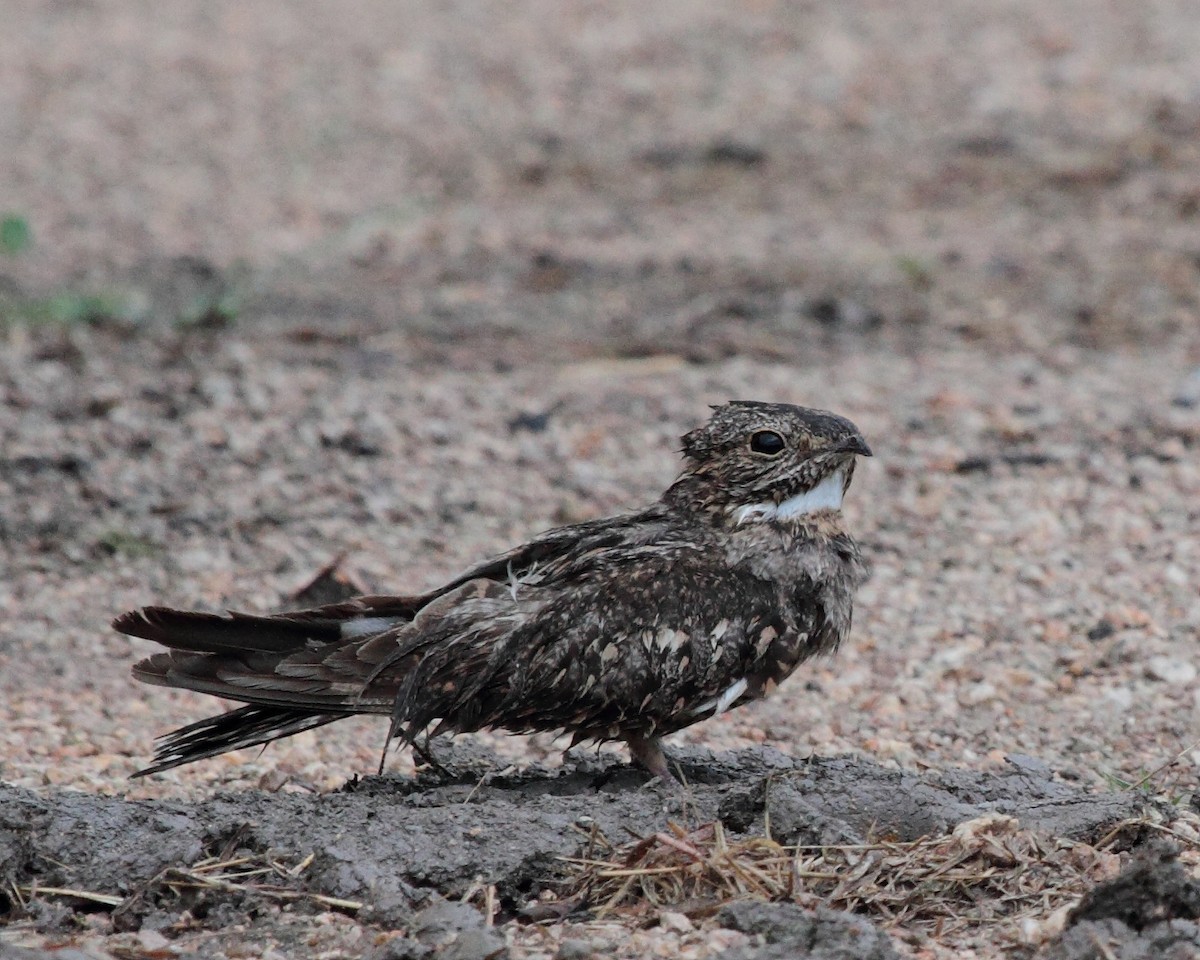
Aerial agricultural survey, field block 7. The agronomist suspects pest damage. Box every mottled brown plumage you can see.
[116,401,871,781]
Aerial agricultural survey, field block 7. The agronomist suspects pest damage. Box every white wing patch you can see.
[340,617,403,638]
[733,470,845,525]
[693,676,749,717]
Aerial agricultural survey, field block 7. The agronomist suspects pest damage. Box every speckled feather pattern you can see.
[115,401,871,779]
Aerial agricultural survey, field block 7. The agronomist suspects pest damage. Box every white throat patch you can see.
[733,469,846,525]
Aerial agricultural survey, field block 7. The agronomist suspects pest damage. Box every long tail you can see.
[115,602,413,775]
[133,705,342,777]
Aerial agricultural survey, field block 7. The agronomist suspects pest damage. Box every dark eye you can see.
[750,430,786,456]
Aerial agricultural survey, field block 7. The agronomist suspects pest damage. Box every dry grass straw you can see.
[141,852,363,911]
[14,851,361,915]
[562,812,1130,932]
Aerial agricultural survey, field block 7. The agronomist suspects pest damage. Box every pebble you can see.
[556,938,594,960]
[658,911,694,934]
[1102,686,1134,711]
[136,929,171,952]
[1172,367,1200,408]
[1145,657,1197,685]
[961,681,999,706]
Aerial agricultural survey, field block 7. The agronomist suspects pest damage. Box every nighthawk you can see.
[115,401,871,781]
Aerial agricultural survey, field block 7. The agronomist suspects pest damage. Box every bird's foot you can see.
[625,735,679,784]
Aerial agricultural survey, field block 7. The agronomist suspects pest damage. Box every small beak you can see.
[838,434,872,457]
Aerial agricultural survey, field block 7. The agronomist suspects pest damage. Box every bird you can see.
[115,401,871,782]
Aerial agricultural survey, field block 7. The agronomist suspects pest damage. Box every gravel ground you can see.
[3,330,1200,958]
[2,2,1200,958]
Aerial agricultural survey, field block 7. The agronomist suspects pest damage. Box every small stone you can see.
[1172,367,1200,408]
[1087,619,1116,641]
[961,681,998,706]
[1146,657,1197,685]
[258,769,289,792]
[556,939,594,960]
[1018,903,1070,944]
[137,929,171,951]
[659,910,694,934]
[441,928,506,960]
[369,936,428,960]
[1103,686,1134,711]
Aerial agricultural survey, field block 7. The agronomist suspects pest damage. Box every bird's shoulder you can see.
[449,504,713,587]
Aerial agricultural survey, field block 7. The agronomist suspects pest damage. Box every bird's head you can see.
[665,401,871,526]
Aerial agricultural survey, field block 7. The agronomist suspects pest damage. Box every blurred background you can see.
[2,0,1199,818]
[2,0,1199,351]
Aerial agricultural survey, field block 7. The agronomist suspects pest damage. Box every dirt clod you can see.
[1039,842,1200,959]
[1068,842,1200,931]
[0,746,1156,958]
[715,901,900,959]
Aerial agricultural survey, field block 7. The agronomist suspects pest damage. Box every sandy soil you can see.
[2,2,1200,958]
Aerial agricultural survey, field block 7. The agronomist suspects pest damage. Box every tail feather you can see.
[133,705,342,777]
[114,607,342,655]
[113,596,423,655]
[117,593,473,775]
[132,651,394,712]
[120,602,414,776]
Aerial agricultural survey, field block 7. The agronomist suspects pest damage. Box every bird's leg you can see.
[625,734,678,783]
[411,736,454,781]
